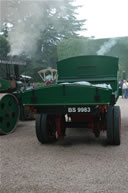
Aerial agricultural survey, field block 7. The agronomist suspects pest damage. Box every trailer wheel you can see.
[113,106,121,145]
[107,106,114,145]
[35,114,42,143]
[36,114,57,144]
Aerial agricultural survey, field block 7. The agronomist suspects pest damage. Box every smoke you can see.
[8,1,45,56]
[7,0,65,56]
[96,38,119,55]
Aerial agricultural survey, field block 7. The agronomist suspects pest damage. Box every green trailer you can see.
[20,55,121,145]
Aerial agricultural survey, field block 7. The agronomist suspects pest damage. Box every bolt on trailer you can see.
[20,55,121,145]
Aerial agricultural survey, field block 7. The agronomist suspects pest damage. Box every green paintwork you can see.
[21,84,112,106]
[20,55,119,108]
[0,79,16,92]
[57,55,119,103]
[57,55,119,90]
[0,94,19,134]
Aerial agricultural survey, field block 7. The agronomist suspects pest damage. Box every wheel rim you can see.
[0,94,19,134]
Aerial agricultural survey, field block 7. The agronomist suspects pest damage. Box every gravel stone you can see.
[0,97,128,193]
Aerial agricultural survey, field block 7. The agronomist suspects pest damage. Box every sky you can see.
[0,0,127,40]
[76,0,128,39]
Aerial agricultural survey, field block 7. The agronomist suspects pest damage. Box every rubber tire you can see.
[113,106,121,145]
[36,114,44,143]
[35,114,56,144]
[60,115,66,136]
[107,106,114,145]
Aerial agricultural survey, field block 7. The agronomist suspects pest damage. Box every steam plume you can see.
[7,0,65,56]
[8,1,45,56]
[97,38,119,55]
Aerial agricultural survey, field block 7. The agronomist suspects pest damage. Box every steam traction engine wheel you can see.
[0,93,19,134]
[35,114,57,144]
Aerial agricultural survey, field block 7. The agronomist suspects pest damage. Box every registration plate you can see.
[67,107,91,113]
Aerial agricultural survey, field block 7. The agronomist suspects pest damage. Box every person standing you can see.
[122,80,128,98]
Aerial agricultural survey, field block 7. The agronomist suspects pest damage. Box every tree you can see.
[0,35,10,58]
[57,36,128,79]
[0,0,86,80]
[38,0,86,67]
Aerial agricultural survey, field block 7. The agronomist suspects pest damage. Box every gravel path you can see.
[0,97,128,193]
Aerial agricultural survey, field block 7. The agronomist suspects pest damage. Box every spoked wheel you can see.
[0,93,19,134]
[35,114,57,144]
[113,106,121,145]
[106,105,121,145]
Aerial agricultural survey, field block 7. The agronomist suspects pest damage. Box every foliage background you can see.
[57,37,128,79]
[0,0,128,80]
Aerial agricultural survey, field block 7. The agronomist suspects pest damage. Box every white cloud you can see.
[76,0,128,38]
